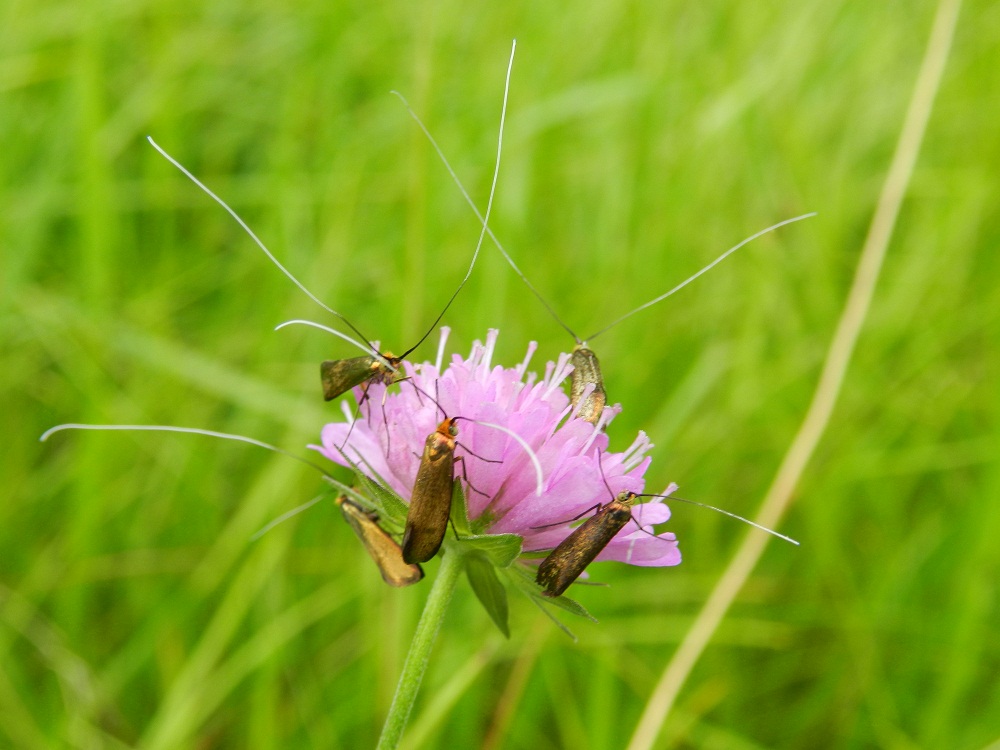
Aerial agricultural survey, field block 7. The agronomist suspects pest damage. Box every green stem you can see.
[377,548,463,750]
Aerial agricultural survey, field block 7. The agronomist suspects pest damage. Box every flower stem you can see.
[377,548,463,750]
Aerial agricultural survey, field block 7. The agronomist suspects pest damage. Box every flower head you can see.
[312,328,680,587]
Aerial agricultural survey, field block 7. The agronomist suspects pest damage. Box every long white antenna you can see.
[274,319,381,361]
[40,423,333,476]
[399,38,518,358]
[641,492,800,545]
[147,136,377,351]
[584,213,817,342]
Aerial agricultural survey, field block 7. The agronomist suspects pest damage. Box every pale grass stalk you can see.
[626,0,963,747]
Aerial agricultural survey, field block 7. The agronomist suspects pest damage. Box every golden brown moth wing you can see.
[536,492,635,597]
[337,496,424,587]
[321,353,403,401]
[321,356,382,401]
[402,431,456,564]
[569,346,607,424]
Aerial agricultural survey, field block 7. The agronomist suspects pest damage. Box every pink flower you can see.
[311,328,681,580]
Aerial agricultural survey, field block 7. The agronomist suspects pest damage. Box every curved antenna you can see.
[472,420,544,497]
[146,136,378,355]
[639,491,799,545]
[40,423,336,477]
[391,71,581,344]
[274,319,389,364]
[399,379,448,421]
[399,39,518,358]
[594,448,616,499]
[584,213,817,342]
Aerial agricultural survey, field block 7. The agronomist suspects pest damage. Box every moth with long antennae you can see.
[395,380,545,565]
[535,489,648,598]
[533,454,797,598]
[39,423,425,587]
[147,39,518,405]
[392,92,816,422]
[336,495,424,587]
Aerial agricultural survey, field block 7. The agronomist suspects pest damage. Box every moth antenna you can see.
[274,319,389,364]
[40,423,334,477]
[400,39,517,358]
[584,213,818,342]
[146,136,378,354]
[391,55,581,345]
[594,448,617,499]
[433,326,451,374]
[250,494,325,541]
[400,379,448,421]
[639,491,800,545]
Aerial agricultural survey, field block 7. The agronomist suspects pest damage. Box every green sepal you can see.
[449,481,471,535]
[527,595,577,641]
[325,445,406,519]
[464,552,510,638]
[459,534,523,568]
[355,473,409,526]
[505,563,598,625]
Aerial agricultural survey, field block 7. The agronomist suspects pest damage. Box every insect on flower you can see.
[536,490,647,598]
[313,327,681,589]
[336,495,424,587]
[402,417,461,563]
[534,457,799,598]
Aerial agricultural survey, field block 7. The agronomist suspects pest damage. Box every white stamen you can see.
[622,431,653,473]
[434,326,451,373]
[581,417,606,454]
[568,382,596,421]
[542,401,574,444]
[340,401,354,422]
[624,537,636,564]
[482,329,499,373]
[516,341,538,380]
[542,353,573,399]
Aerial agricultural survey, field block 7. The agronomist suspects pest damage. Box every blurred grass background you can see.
[3,0,998,747]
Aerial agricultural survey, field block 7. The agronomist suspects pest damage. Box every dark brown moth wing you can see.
[569,346,607,424]
[320,356,379,401]
[536,493,634,597]
[337,497,424,587]
[402,433,455,564]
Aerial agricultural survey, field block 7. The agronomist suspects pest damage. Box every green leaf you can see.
[356,474,409,524]
[537,589,597,622]
[504,563,598,623]
[528,595,577,641]
[326,447,409,524]
[459,534,523,568]
[449,481,471,535]
[464,552,509,638]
